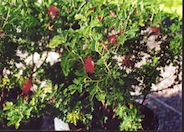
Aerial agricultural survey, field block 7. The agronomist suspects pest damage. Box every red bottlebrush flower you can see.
[48,5,58,19]
[84,56,95,74]
[108,35,118,45]
[150,27,161,35]
[22,79,32,94]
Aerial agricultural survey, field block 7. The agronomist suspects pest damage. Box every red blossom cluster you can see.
[83,56,95,74]
[150,26,161,39]
[48,5,59,19]
[108,35,118,45]
[22,78,32,94]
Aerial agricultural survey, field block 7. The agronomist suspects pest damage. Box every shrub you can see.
[0,0,182,130]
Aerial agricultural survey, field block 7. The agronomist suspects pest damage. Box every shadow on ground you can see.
[144,87,182,131]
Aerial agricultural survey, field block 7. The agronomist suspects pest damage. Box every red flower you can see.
[108,35,118,45]
[84,56,95,74]
[48,5,58,19]
[150,27,161,35]
[22,79,32,94]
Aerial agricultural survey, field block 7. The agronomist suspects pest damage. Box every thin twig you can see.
[141,93,148,105]
[2,7,10,29]
[31,51,35,74]
[150,80,182,93]
[32,51,49,75]
[155,74,173,84]
[134,78,181,99]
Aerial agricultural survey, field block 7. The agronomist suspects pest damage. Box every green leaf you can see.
[15,121,20,129]
[3,102,13,111]
[96,58,104,66]
[115,20,122,32]
[61,53,71,77]
[89,85,98,101]
[153,56,160,65]
[7,115,21,129]
[46,84,58,99]
[73,78,81,85]
[30,98,35,106]
[115,104,126,118]
[7,120,16,127]
[127,27,139,38]
[67,111,79,126]
[25,108,32,119]
[48,35,64,48]
[78,84,83,93]
[77,25,92,36]
[96,92,106,104]
[68,84,78,95]
[74,14,86,21]
[90,19,102,28]
[73,78,84,93]
[96,53,110,66]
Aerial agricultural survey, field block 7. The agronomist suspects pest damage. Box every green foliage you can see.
[115,104,143,130]
[158,0,182,18]
[3,99,32,129]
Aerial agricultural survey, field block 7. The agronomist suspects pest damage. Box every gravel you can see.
[145,91,182,131]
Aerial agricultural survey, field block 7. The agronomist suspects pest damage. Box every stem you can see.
[71,50,84,64]
[150,9,154,23]
[135,78,182,97]
[141,93,148,105]
[85,79,103,83]
[31,51,35,74]
[96,50,111,73]
[2,7,10,29]
[115,13,131,53]
[104,61,111,73]
[72,0,75,8]
[150,79,181,93]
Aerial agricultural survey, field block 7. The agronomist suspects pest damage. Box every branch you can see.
[31,51,49,76]
[150,79,182,93]
[133,78,181,98]
[2,7,10,29]
[31,51,35,74]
